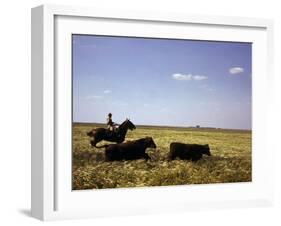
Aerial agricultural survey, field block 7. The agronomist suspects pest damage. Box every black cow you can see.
[105,137,156,161]
[168,142,211,161]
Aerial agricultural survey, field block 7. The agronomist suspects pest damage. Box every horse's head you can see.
[124,118,136,130]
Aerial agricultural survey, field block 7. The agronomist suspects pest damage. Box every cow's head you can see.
[203,144,211,156]
[145,137,157,149]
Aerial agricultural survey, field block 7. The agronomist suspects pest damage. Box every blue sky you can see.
[72,35,252,130]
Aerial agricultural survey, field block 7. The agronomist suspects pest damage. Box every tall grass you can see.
[72,123,251,190]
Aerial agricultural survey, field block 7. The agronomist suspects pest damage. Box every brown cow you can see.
[105,137,156,161]
[168,142,211,161]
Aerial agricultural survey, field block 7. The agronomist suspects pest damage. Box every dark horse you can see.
[86,119,136,148]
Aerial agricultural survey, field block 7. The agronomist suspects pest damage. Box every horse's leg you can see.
[90,139,97,147]
[91,138,110,149]
[116,137,125,144]
[90,138,103,147]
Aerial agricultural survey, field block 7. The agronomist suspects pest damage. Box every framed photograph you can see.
[31,4,274,221]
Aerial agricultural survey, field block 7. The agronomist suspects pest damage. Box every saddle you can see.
[106,128,119,139]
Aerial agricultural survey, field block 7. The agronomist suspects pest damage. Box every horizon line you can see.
[73,121,252,131]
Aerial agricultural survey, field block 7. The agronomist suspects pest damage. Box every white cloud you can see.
[192,75,208,80]
[85,95,104,100]
[172,73,192,81]
[229,67,244,74]
[172,73,207,81]
[103,90,112,94]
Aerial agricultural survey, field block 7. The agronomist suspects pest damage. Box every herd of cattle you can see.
[92,136,211,162]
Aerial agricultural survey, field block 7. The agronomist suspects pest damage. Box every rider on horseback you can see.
[107,113,117,135]
[87,116,136,147]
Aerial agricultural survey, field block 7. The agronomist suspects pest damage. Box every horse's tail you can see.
[87,129,96,137]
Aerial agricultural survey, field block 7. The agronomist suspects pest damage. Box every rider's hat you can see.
[108,113,112,117]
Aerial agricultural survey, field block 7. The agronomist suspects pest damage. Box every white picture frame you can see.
[31,4,274,221]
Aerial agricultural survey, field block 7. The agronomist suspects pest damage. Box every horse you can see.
[86,119,136,148]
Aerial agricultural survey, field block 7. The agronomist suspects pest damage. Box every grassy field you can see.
[72,123,252,190]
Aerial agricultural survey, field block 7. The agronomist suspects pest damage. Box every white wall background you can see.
[0,0,280,225]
